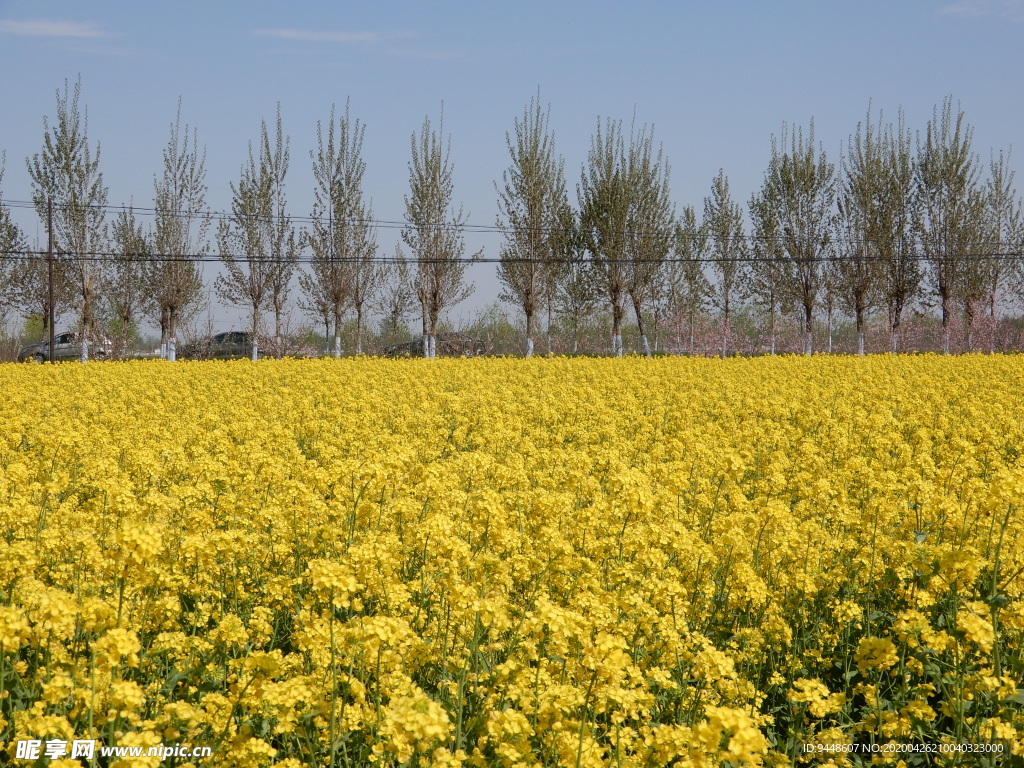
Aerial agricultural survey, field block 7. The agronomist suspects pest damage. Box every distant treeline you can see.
[1,81,1022,359]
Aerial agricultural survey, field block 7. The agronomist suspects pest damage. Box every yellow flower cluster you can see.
[0,355,1022,766]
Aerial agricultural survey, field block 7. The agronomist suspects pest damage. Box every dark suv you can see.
[19,332,113,362]
[180,331,262,360]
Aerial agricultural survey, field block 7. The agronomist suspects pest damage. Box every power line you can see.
[1,247,1022,265]
[4,196,1022,251]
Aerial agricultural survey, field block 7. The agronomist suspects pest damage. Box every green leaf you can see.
[1001,690,1024,706]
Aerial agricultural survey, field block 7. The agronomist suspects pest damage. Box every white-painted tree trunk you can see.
[251,338,259,361]
[640,334,651,357]
[81,338,88,363]
[168,337,176,362]
[526,337,534,357]
[334,336,342,358]
[160,341,167,359]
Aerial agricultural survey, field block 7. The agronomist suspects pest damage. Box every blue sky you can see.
[1,0,1022,329]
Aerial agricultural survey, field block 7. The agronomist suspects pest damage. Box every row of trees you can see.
[497,95,1023,358]
[1,82,1022,359]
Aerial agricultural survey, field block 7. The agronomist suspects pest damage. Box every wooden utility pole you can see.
[47,197,55,363]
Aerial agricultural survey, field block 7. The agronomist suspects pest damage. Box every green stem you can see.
[575,670,598,768]
[329,595,337,768]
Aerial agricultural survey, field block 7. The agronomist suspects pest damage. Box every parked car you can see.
[19,332,113,362]
[383,333,488,358]
[179,331,263,360]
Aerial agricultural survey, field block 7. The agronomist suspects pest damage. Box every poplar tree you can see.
[297,269,333,348]
[304,100,377,357]
[748,185,787,355]
[265,111,299,358]
[704,170,747,356]
[348,244,382,355]
[554,213,599,355]
[26,78,108,359]
[217,109,297,360]
[402,110,475,358]
[759,121,835,355]
[374,245,417,344]
[150,104,208,360]
[624,122,674,358]
[8,236,71,341]
[981,151,1021,329]
[496,94,570,357]
[879,111,921,353]
[579,119,628,356]
[0,157,27,324]
[836,108,886,355]
[108,206,151,356]
[666,205,710,355]
[915,98,986,354]
[579,117,672,357]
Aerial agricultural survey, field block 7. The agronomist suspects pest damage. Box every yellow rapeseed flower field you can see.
[0,356,1022,767]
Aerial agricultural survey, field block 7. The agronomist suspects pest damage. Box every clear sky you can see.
[1,0,1022,331]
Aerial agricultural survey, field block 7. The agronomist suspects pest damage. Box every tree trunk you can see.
[168,307,178,362]
[855,306,865,356]
[804,304,813,356]
[156,308,165,358]
[611,298,624,357]
[80,273,97,363]
[333,304,343,358]
[41,301,51,340]
[989,293,997,353]
[525,307,534,358]
[940,289,951,355]
[252,305,261,361]
[429,307,439,359]
[355,305,363,355]
[421,306,429,359]
[546,296,553,356]
[631,292,652,358]
[119,307,132,359]
[722,294,730,358]
[274,303,283,359]
[890,298,903,354]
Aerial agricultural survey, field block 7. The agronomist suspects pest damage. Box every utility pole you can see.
[47,197,55,363]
